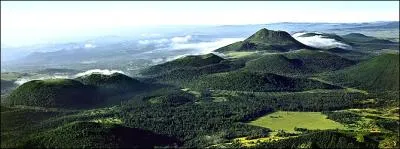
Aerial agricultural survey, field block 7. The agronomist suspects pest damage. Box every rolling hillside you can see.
[25,121,180,148]
[244,50,356,76]
[141,53,225,75]
[191,71,340,92]
[6,79,99,108]
[341,33,399,51]
[322,53,399,91]
[76,73,148,96]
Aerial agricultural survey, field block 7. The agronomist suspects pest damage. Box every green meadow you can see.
[249,111,346,133]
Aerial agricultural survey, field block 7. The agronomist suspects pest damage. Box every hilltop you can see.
[216,28,314,53]
[6,79,98,108]
[76,73,147,95]
[141,53,225,75]
[25,121,180,148]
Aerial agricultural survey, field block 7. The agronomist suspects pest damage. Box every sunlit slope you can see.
[191,71,340,92]
[141,53,224,75]
[244,50,355,76]
[322,53,399,91]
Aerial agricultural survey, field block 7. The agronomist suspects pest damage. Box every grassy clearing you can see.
[344,108,399,120]
[226,51,257,58]
[249,111,346,133]
[91,117,123,124]
[209,132,294,147]
[181,88,201,97]
[309,77,369,95]
[233,131,295,147]
[211,97,227,102]
[81,106,118,116]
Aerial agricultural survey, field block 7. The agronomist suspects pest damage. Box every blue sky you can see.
[1,1,399,46]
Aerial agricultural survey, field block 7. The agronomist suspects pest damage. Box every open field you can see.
[344,108,399,120]
[225,51,258,58]
[249,111,346,133]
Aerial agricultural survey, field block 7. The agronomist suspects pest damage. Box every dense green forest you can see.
[5,79,99,108]
[1,28,399,148]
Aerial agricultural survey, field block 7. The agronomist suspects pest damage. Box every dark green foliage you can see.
[6,79,99,108]
[327,47,353,53]
[322,53,399,91]
[294,127,309,132]
[254,131,378,148]
[144,91,196,106]
[1,108,65,148]
[2,28,399,149]
[192,71,340,92]
[76,73,147,96]
[323,111,362,124]
[151,62,237,85]
[141,53,224,75]
[235,91,368,111]
[276,130,297,137]
[216,28,315,53]
[244,50,355,76]
[376,119,400,133]
[121,92,273,147]
[24,121,180,148]
[244,129,270,140]
[0,105,13,112]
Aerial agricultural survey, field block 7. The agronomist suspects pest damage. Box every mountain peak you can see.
[245,28,293,44]
[215,28,314,52]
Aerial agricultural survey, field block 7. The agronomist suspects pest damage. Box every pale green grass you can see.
[212,97,227,102]
[91,117,123,124]
[180,88,201,97]
[309,77,369,95]
[345,108,399,120]
[249,111,346,133]
[226,51,257,58]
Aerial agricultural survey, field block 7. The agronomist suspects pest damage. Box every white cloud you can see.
[166,54,190,62]
[84,43,96,48]
[13,69,126,86]
[292,32,351,49]
[74,69,125,77]
[139,35,243,55]
[140,33,162,37]
[138,35,191,45]
[171,35,192,43]
[80,60,97,64]
[14,75,70,85]
[170,37,244,54]
[138,38,169,45]
[151,58,164,64]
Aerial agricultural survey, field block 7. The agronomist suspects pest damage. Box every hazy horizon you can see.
[1,1,399,47]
